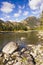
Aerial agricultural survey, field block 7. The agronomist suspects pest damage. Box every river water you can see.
[0,31,43,50]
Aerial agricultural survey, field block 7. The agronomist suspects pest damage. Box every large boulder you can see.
[2,42,18,54]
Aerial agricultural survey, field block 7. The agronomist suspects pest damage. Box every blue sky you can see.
[0,0,43,22]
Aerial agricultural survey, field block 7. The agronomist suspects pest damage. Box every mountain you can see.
[21,16,40,29]
[0,19,28,31]
[0,16,40,31]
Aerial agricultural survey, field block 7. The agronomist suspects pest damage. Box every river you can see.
[0,31,43,51]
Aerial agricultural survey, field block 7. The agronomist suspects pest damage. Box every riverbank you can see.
[0,42,43,65]
[0,30,43,33]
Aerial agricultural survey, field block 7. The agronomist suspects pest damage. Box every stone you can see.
[2,42,18,54]
[12,52,20,57]
[13,62,22,65]
[4,53,10,61]
[8,60,14,65]
[21,53,34,65]
[0,56,3,64]
[21,53,33,61]
[0,53,3,57]
[5,60,14,65]
[14,57,22,63]
[21,48,26,53]
[21,37,26,40]
[0,43,37,65]
[24,50,29,54]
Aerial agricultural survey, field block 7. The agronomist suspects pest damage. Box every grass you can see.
[35,26,43,31]
[21,57,27,62]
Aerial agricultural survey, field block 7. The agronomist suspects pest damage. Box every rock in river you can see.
[2,42,18,54]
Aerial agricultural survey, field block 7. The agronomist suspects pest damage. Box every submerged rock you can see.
[2,42,18,54]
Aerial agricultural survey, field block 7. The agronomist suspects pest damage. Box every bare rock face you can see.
[2,42,18,54]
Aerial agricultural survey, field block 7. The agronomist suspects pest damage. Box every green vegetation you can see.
[35,11,43,30]
[0,11,43,31]
[0,20,28,31]
[21,57,27,62]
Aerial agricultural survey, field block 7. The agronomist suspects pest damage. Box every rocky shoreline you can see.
[0,41,43,65]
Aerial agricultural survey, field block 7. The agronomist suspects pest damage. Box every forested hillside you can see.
[0,12,43,31]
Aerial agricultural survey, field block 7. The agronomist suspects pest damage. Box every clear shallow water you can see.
[0,31,43,51]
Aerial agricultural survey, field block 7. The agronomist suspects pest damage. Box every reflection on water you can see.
[0,31,43,50]
[27,31,39,44]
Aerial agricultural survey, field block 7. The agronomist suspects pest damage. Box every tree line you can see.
[0,11,43,31]
[0,20,28,31]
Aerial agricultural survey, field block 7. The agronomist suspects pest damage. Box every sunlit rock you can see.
[11,51,20,57]
[13,62,22,65]
[2,42,18,54]
[20,37,26,40]
[21,48,26,53]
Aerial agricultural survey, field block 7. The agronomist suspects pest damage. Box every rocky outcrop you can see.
[2,42,18,54]
[0,41,35,65]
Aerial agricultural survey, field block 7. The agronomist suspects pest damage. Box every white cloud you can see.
[9,20,15,22]
[18,5,22,9]
[32,10,40,14]
[14,13,20,17]
[2,13,10,19]
[1,2,15,13]
[23,11,29,16]
[18,10,22,14]
[0,18,5,20]
[40,3,43,12]
[5,15,10,19]
[15,19,20,22]
[14,9,22,17]
[22,5,25,9]
[18,5,25,9]
[29,0,43,13]
[29,0,41,10]
[9,19,20,22]
[7,15,10,18]
[0,14,10,21]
